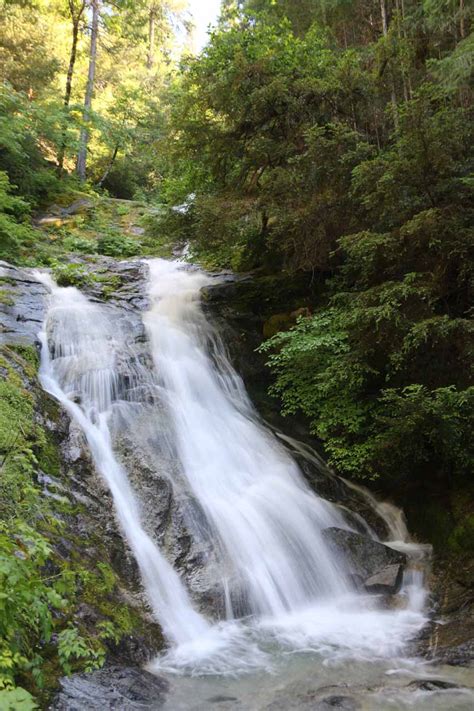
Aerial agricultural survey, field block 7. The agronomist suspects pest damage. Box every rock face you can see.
[0,261,49,345]
[414,555,474,665]
[201,271,320,419]
[322,527,407,594]
[52,666,168,710]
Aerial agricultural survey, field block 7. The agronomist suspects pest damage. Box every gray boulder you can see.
[364,564,404,594]
[323,527,406,594]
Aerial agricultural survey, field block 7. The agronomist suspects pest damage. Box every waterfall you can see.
[36,274,209,646]
[143,259,351,618]
[36,260,428,676]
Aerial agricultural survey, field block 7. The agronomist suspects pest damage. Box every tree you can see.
[76,0,100,181]
[58,0,86,175]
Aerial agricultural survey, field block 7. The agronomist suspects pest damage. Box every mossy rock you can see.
[263,307,311,338]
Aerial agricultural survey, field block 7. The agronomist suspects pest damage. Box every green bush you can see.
[0,171,35,263]
[50,262,94,288]
[96,232,139,257]
[61,236,95,254]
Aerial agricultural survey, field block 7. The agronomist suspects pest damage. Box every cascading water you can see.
[36,273,209,647]
[36,259,430,679]
[143,259,351,619]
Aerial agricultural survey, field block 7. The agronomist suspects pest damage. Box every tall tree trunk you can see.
[77,0,99,182]
[459,0,465,38]
[147,5,156,69]
[97,143,119,187]
[58,1,85,176]
[380,0,399,131]
[394,0,409,102]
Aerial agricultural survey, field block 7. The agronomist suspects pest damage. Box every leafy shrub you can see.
[61,236,95,254]
[0,171,35,262]
[0,346,140,704]
[96,232,139,257]
[50,262,94,288]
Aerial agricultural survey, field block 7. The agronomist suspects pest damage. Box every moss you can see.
[262,307,311,339]
[0,348,44,522]
[0,288,14,305]
[94,271,123,300]
[36,429,61,478]
[8,344,40,373]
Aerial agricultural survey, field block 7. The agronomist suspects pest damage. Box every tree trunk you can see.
[380,0,388,34]
[394,0,409,102]
[147,5,156,69]
[459,0,465,38]
[77,0,99,182]
[97,144,119,187]
[380,0,399,132]
[58,1,85,176]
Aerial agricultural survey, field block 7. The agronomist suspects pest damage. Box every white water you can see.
[144,259,351,618]
[36,273,209,647]
[36,260,430,678]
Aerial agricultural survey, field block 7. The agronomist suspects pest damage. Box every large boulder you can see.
[52,665,168,710]
[364,564,404,595]
[322,527,407,594]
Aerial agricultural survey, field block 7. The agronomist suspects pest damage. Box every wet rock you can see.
[407,678,460,691]
[322,527,406,589]
[265,685,361,711]
[51,665,168,710]
[0,261,49,346]
[364,563,404,594]
[296,457,389,539]
[315,697,361,711]
[415,555,474,665]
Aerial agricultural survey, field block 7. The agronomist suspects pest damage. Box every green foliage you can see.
[0,686,37,710]
[0,171,35,262]
[61,235,95,254]
[57,628,104,676]
[0,524,67,690]
[50,262,94,288]
[0,344,150,703]
[260,92,473,502]
[0,84,62,208]
[449,515,474,553]
[96,231,140,257]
